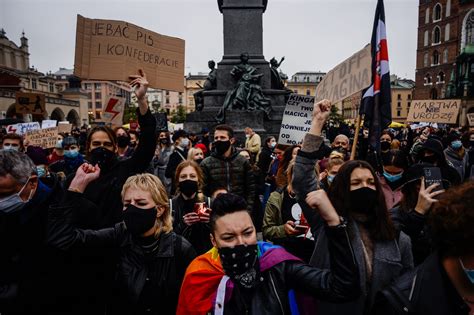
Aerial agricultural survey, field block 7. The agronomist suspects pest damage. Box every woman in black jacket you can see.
[171,160,213,255]
[48,166,196,315]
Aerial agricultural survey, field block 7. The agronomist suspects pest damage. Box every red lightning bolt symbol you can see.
[105,98,120,120]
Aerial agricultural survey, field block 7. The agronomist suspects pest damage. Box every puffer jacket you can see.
[201,148,255,208]
[48,191,196,315]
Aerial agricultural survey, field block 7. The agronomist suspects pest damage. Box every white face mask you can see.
[245,134,250,139]
[180,138,190,148]
[2,144,19,151]
[0,177,34,214]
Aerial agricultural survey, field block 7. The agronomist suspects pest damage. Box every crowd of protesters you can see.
[1,71,473,314]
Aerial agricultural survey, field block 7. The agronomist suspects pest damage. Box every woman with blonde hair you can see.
[187,146,204,164]
[48,163,196,315]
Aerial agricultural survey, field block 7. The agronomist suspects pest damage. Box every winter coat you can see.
[378,176,403,211]
[170,194,213,255]
[48,191,196,315]
[0,174,64,313]
[372,252,470,315]
[151,145,174,194]
[444,147,469,181]
[293,133,414,314]
[200,148,255,208]
[165,146,187,194]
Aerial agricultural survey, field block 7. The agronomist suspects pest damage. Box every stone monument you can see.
[184,0,291,139]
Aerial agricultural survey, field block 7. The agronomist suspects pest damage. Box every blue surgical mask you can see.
[383,170,403,182]
[327,175,335,184]
[36,166,46,178]
[2,144,19,151]
[459,258,474,284]
[64,149,79,159]
[0,178,33,214]
[270,142,276,148]
[451,140,462,150]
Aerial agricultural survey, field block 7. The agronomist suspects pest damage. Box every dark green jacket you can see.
[201,148,255,208]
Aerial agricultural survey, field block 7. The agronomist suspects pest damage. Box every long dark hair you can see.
[279,145,300,173]
[328,160,396,241]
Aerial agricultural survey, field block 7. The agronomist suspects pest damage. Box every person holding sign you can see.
[292,99,413,315]
[56,69,157,314]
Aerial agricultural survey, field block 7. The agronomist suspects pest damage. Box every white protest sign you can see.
[42,120,57,129]
[406,99,461,124]
[467,113,474,126]
[315,44,371,103]
[102,95,126,125]
[278,94,314,145]
[7,122,41,135]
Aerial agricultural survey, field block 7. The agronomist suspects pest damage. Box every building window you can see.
[397,102,401,107]
[179,92,183,96]
[95,111,101,119]
[433,3,442,22]
[424,31,429,47]
[443,49,449,63]
[397,110,401,117]
[446,0,451,17]
[424,53,429,67]
[96,102,102,109]
[31,78,37,90]
[432,50,440,65]
[178,98,183,105]
[165,90,169,96]
[306,89,311,95]
[425,8,430,24]
[84,83,90,90]
[424,73,432,85]
[438,71,445,83]
[397,94,401,100]
[88,102,92,109]
[465,11,474,47]
[408,101,411,108]
[10,52,16,69]
[431,88,438,99]
[49,82,54,93]
[166,97,170,104]
[94,83,101,89]
[445,23,450,41]
[408,94,411,100]
[433,26,441,44]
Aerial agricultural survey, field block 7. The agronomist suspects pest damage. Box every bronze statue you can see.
[270,57,288,90]
[194,60,217,111]
[216,52,271,123]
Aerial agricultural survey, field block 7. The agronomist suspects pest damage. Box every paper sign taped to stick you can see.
[315,44,371,103]
[7,122,41,135]
[278,94,314,145]
[58,123,72,134]
[74,15,185,92]
[102,96,125,125]
[42,120,57,129]
[15,92,46,115]
[467,113,474,126]
[406,99,461,124]
[25,127,58,148]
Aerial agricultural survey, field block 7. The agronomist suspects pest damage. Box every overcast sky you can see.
[1,0,418,79]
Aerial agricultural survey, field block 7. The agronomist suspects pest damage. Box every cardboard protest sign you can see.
[74,15,185,92]
[406,99,461,124]
[7,122,41,135]
[42,120,57,129]
[15,92,46,115]
[315,44,371,104]
[102,96,125,125]
[467,113,474,126]
[278,94,314,145]
[25,127,58,149]
[58,123,73,134]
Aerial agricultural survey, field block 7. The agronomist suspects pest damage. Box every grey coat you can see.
[444,146,469,181]
[293,133,414,315]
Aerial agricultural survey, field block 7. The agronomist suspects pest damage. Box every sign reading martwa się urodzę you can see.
[406,99,461,124]
[74,15,185,92]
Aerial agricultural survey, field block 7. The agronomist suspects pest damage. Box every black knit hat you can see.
[62,136,78,148]
[446,131,461,144]
[172,129,187,142]
[26,146,48,166]
[421,138,444,157]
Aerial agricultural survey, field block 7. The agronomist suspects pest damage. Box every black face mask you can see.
[420,155,437,165]
[179,180,198,198]
[89,147,116,171]
[195,158,203,165]
[349,187,377,214]
[123,205,157,236]
[117,135,130,148]
[214,140,231,156]
[160,138,170,145]
[219,244,259,289]
[380,141,391,151]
